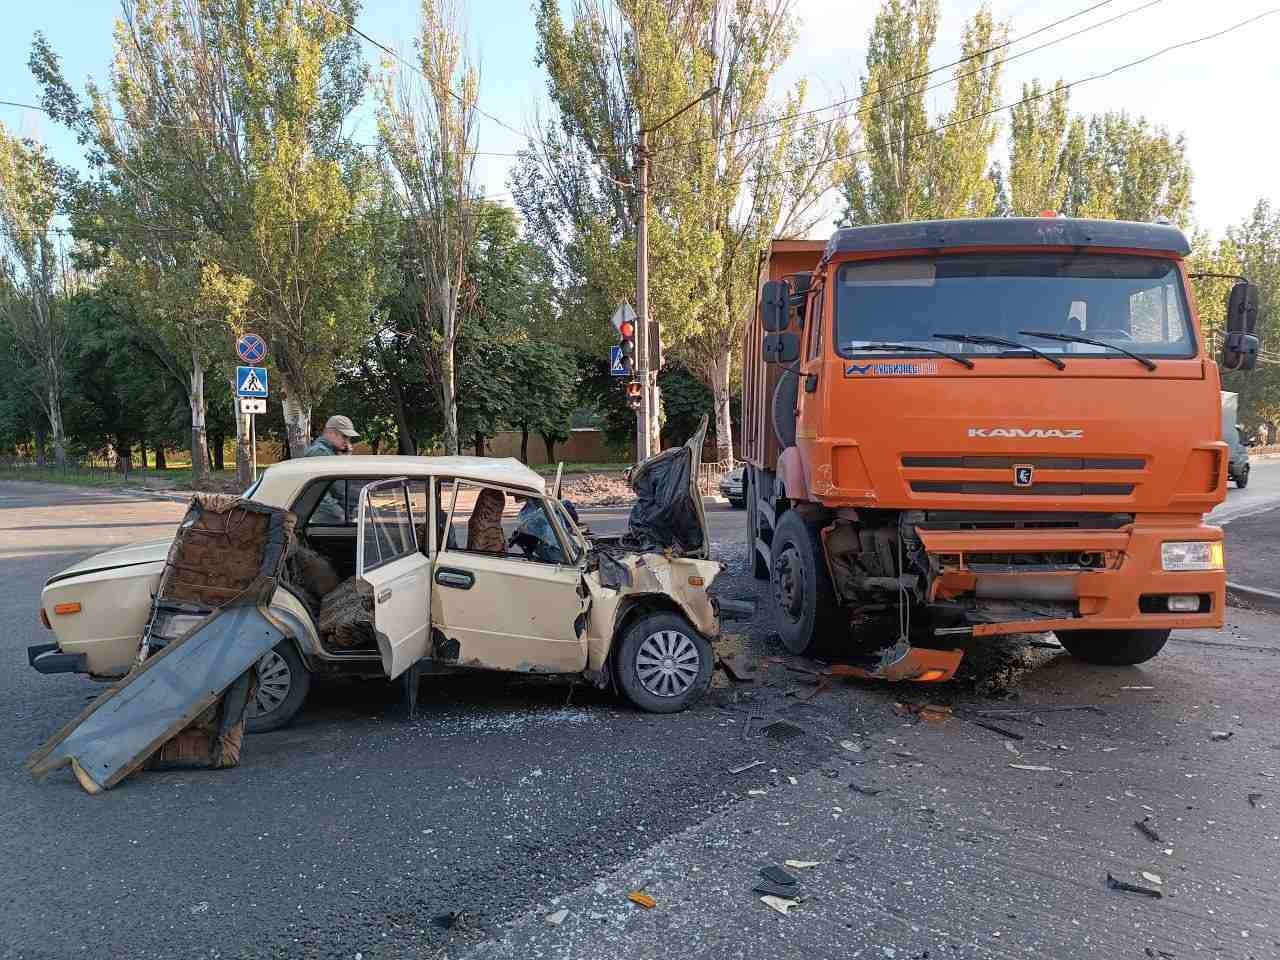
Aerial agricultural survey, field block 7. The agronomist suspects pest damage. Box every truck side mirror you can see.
[1221,332,1259,371]
[762,280,788,332]
[763,332,800,364]
[1226,281,1260,335]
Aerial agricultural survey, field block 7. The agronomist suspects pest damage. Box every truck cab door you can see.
[356,478,432,680]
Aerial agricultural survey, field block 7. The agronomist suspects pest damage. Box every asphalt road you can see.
[2,479,1278,960]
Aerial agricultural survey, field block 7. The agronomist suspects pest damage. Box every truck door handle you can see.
[435,567,475,590]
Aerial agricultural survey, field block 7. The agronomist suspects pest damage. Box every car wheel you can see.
[1055,629,1170,666]
[1237,464,1250,488]
[770,509,842,656]
[615,612,714,714]
[245,641,311,733]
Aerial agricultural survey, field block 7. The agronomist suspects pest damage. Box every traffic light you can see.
[625,380,642,409]
[618,317,636,374]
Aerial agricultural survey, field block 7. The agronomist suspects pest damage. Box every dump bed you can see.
[742,239,825,470]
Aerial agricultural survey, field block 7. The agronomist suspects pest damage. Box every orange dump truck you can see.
[741,217,1260,679]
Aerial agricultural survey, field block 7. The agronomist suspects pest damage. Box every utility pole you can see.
[634,85,718,464]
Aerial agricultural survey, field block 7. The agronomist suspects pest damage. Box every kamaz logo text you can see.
[968,427,1084,439]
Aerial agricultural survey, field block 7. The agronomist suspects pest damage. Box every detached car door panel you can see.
[357,478,431,680]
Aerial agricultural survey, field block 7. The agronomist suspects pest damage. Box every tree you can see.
[1007,79,1070,216]
[525,0,847,464]
[506,341,577,463]
[1064,113,1193,226]
[0,125,71,466]
[378,0,480,457]
[838,0,1008,225]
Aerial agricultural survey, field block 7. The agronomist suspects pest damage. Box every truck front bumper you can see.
[28,642,89,675]
[919,520,1225,637]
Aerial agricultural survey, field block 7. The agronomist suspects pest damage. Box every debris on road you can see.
[1009,764,1055,772]
[1210,730,1234,742]
[432,910,465,929]
[1247,793,1263,808]
[627,892,657,910]
[784,860,821,869]
[849,783,884,796]
[544,909,569,926]
[729,760,764,775]
[719,655,759,683]
[759,866,798,886]
[1120,685,1155,691]
[839,739,862,753]
[760,895,797,915]
[753,879,798,898]
[964,718,1026,741]
[748,789,768,796]
[761,721,805,742]
[894,701,954,723]
[1141,871,1164,885]
[1106,872,1163,899]
[1134,816,1163,843]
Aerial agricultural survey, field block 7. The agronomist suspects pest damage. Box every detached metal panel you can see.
[27,605,284,792]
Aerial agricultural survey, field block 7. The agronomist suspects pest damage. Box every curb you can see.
[1226,581,1280,612]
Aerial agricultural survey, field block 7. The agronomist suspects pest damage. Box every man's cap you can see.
[325,415,360,438]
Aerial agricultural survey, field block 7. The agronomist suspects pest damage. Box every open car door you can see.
[357,478,431,680]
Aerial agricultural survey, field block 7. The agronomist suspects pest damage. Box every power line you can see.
[661,9,1280,197]
[660,0,1121,153]
[314,0,533,146]
[662,0,1166,157]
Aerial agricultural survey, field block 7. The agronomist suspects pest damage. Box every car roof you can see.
[253,455,546,505]
[825,217,1191,259]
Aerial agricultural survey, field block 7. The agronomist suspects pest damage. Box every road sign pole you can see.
[250,413,257,484]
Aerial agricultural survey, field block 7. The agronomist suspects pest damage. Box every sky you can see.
[1,0,1277,240]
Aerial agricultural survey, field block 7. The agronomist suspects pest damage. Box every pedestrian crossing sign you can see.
[236,365,269,398]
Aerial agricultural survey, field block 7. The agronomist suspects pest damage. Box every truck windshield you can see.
[836,253,1194,360]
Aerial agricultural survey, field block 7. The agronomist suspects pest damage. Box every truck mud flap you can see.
[828,642,963,683]
[26,604,284,794]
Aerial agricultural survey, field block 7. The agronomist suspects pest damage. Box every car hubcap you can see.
[248,650,291,719]
[773,545,805,623]
[636,630,700,698]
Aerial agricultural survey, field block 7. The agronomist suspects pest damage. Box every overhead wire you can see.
[654,9,1280,197]
[658,0,1166,157]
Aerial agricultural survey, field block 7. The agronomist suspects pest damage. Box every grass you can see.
[0,464,238,491]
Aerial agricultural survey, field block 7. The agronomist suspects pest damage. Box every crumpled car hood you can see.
[620,417,710,559]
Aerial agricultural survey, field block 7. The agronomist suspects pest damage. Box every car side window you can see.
[303,478,428,537]
[443,482,568,565]
[359,481,417,574]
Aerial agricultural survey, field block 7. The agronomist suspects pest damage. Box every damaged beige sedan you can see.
[31,429,724,731]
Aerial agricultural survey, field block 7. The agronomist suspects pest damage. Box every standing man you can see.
[305,415,360,524]
[305,415,359,457]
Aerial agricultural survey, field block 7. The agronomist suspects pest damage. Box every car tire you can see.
[1237,464,1250,488]
[1055,629,1170,666]
[615,612,714,714]
[245,641,311,733]
[769,509,842,656]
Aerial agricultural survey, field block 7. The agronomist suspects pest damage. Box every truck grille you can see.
[910,480,1135,496]
[902,456,1145,470]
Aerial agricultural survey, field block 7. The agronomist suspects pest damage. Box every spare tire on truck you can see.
[772,371,798,448]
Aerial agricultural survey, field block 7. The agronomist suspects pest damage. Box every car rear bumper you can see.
[920,520,1226,636]
[28,642,89,675]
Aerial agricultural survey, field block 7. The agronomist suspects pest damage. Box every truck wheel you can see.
[1056,629,1170,666]
[746,468,769,580]
[245,641,311,733]
[770,509,841,655]
[615,612,714,714]
[1236,464,1250,488]
[772,372,798,448]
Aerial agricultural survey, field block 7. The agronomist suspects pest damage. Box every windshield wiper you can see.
[933,333,1065,370]
[1019,330,1156,370]
[846,343,975,369]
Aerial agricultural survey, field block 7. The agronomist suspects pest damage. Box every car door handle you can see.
[377,589,392,604]
[435,568,475,590]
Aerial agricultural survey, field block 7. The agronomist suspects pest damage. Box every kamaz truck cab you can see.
[741,217,1260,679]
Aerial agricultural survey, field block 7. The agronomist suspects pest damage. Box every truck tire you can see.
[770,509,841,655]
[745,468,769,580]
[615,612,714,714]
[772,371,798,448]
[1056,628,1170,666]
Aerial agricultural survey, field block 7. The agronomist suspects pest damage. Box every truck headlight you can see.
[1161,541,1224,571]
